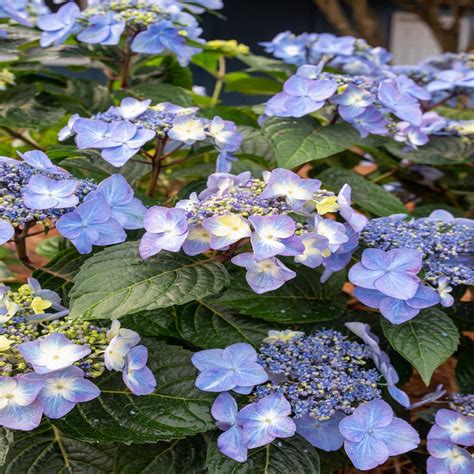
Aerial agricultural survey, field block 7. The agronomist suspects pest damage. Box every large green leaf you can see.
[69,242,229,321]
[214,267,346,323]
[262,117,372,168]
[237,125,275,163]
[319,167,406,216]
[381,309,459,385]
[3,424,116,473]
[53,341,214,443]
[175,301,274,348]
[224,72,282,95]
[115,437,206,473]
[385,136,474,165]
[121,308,180,339]
[206,435,320,474]
[130,82,193,107]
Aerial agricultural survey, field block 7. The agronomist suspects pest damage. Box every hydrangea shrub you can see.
[0,2,473,473]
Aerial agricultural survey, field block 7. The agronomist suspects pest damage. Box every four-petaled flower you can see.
[18,333,91,374]
[339,399,420,471]
[22,176,79,210]
[202,214,251,250]
[122,346,156,396]
[191,343,268,393]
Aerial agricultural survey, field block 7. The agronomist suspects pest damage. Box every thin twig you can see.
[1,126,45,151]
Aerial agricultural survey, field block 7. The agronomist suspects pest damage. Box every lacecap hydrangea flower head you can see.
[139,168,367,293]
[36,0,223,66]
[0,151,145,254]
[191,328,419,469]
[60,97,242,172]
[351,210,474,324]
[0,279,155,432]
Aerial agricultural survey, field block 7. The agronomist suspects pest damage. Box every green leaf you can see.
[4,424,116,473]
[224,72,282,95]
[53,341,214,443]
[262,117,362,168]
[35,236,66,259]
[115,437,206,473]
[455,338,474,393]
[69,242,229,321]
[319,167,406,216]
[130,82,193,107]
[175,301,274,348]
[121,308,180,339]
[206,435,320,474]
[214,267,346,323]
[437,106,474,121]
[236,53,295,75]
[381,309,460,385]
[237,125,275,163]
[384,136,474,165]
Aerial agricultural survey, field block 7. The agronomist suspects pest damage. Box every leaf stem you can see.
[1,126,45,151]
[209,55,226,108]
[146,137,168,197]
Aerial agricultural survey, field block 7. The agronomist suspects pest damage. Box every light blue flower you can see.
[259,169,321,210]
[18,333,91,374]
[22,175,79,210]
[131,20,201,66]
[37,2,80,47]
[191,343,268,393]
[56,197,126,254]
[395,111,447,147]
[85,174,146,230]
[339,399,420,471]
[73,118,118,149]
[427,439,474,474]
[212,392,248,462]
[312,216,349,252]
[18,150,67,175]
[0,374,44,431]
[197,171,251,200]
[427,69,474,93]
[293,233,329,268]
[0,0,34,27]
[231,252,296,294]
[345,322,410,407]
[236,394,296,448]
[331,85,374,120]
[350,106,388,138]
[122,346,156,396]
[110,98,151,120]
[428,409,474,446]
[437,277,454,307]
[139,206,189,259]
[77,12,125,45]
[58,113,80,142]
[202,214,251,250]
[337,184,368,232]
[104,321,140,371]
[378,79,422,125]
[349,248,423,300]
[37,366,100,419]
[0,219,14,244]
[99,122,156,167]
[296,412,346,451]
[260,31,307,65]
[168,115,206,145]
[354,284,440,324]
[249,215,297,260]
[182,224,211,256]
[313,33,355,56]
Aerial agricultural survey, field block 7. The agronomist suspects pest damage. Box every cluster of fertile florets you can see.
[450,393,474,417]
[140,168,367,293]
[361,211,474,288]
[0,279,155,432]
[191,327,419,469]
[261,31,392,76]
[60,97,242,172]
[36,0,222,66]
[254,330,381,420]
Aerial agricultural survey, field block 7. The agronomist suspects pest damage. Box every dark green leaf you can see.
[224,72,282,95]
[381,309,460,385]
[455,338,474,393]
[121,308,180,339]
[175,301,274,348]
[237,126,275,163]
[130,82,193,107]
[53,341,214,443]
[319,167,406,216]
[69,242,230,321]
[214,267,346,323]
[4,424,116,473]
[115,436,206,473]
[262,117,361,168]
[385,137,474,165]
[206,434,320,474]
